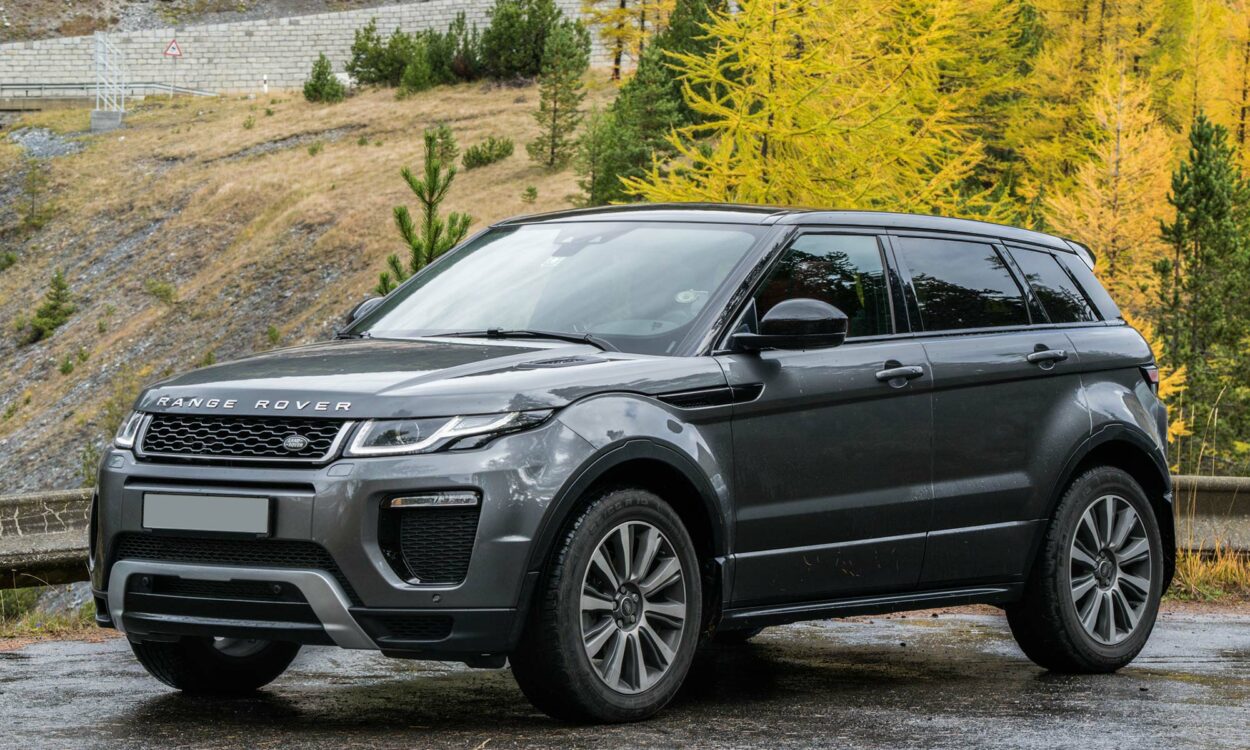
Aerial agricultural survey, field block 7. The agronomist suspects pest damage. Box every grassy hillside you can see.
[0,83,610,494]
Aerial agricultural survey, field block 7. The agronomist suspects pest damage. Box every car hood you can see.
[136,338,727,419]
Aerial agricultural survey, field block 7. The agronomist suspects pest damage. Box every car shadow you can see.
[112,636,1033,739]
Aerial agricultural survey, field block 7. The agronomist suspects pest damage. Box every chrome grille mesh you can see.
[139,414,347,461]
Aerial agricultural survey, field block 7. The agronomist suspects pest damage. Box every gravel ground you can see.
[7,127,84,159]
[1,609,1247,749]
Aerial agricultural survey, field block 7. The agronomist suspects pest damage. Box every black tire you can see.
[710,626,764,645]
[130,637,300,694]
[511,487,703,723]
[1006,466,1164,673]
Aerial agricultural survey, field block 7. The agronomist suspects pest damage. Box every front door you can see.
[720,232,933,607]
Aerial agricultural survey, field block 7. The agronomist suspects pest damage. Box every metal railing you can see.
[0,81,218,100]
[94,33,125,113]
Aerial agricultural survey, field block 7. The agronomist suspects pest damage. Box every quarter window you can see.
[1010,247,1098,323]
[895,237,1029,331]
[755,234,892,338]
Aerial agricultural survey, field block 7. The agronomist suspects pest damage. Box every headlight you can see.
[345,410,552,457]
[114,411,145,449]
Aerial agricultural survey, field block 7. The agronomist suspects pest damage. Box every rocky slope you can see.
[1,1,412,43]
[0,82,607,494]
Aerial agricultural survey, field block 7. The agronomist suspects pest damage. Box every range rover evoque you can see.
[92,205,1173,722]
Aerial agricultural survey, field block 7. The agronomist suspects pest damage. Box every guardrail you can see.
[1,476,1246,590]
[1,489,91,589]
[1,81,217,101]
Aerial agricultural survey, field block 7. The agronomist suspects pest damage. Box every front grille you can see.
[112,533,363,605]
[392,506,481,584]
[138,414,348,461]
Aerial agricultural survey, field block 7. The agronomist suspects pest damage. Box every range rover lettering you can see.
[91,205,1173,723]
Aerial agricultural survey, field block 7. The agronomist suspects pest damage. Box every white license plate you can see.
[142,493,270,535]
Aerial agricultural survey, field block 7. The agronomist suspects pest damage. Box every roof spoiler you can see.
[1064,239,1096,270]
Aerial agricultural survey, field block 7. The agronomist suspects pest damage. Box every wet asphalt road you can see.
[2,611,1247,749]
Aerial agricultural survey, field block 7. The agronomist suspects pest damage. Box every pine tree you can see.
[1155,114,1250,470]
[480,0,563,80]
[25,269,75,344]
[376,130,472,295]
[1156,114,1250,368]
[303,53,346,103]
[574,107,625,205]
[527,22,590,169]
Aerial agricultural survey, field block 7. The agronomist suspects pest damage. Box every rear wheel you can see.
[511,487,702,723]
[1007,466,1163,672]
[130,637,300,694]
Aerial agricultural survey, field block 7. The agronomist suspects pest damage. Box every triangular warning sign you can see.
[164,39,183,57]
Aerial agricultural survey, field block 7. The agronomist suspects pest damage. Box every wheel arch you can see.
[520,439,729,630]
[1040,423,1175,587]
[527,439,727,572]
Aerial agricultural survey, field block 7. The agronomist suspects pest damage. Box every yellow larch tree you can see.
[1009,0,1167,220]
[1218,0,1250,166]
[583,0,676,79]
[1155,0,1228,126]
[1046,69,1174,314]
[623,0,1016,216]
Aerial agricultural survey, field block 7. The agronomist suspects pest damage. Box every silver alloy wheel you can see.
[1069,494,1153,645]
[580,521,688,694]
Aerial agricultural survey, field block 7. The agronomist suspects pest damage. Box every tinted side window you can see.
[755,234,892,338]
[896,237,1029,331]
[1011,247,1098,323]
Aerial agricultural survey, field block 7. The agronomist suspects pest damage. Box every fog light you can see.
[388,491,480,509]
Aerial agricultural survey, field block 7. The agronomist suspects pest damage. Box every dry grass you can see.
[0,588,96,640]
[0,81,616,489]
[1170,543,1250,601]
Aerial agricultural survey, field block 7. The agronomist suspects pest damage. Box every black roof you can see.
[496,203,1082,255]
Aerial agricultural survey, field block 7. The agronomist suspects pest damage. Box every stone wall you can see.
[0,0,599,94]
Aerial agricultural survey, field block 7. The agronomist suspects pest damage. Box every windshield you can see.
[357,221,768,355]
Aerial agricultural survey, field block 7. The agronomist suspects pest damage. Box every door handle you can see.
[875,363,925,386]
[1026,348,1068,366]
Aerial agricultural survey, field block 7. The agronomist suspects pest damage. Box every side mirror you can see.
[732,298,848,351]
[345,296,384,326]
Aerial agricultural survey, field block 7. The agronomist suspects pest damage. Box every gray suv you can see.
[91,205,1173,722]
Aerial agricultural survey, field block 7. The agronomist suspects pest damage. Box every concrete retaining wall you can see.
[0,489,91,589]
[0,0,600,94]
[3,476,1246,589]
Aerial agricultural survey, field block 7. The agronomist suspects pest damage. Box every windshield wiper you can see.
[439,328,617,352]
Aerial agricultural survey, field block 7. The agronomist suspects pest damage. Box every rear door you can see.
[889,234,1090,587]
[720,231,934,606]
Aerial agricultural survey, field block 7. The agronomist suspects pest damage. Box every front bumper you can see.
[92,418,594,659]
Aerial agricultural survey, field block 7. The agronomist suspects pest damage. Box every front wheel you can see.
[511,487,703,723]
[130,637,300,694]
[1006,466,1164,672]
